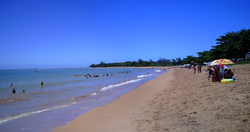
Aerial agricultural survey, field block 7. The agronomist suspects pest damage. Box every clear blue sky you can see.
[1,0,250,69]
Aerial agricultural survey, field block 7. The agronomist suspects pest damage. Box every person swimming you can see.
[10,83,13,87]
[12,88,16,93]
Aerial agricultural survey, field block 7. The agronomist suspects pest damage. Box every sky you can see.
[0,0,250,69]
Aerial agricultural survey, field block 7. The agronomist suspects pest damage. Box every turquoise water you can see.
[0,68,167,132]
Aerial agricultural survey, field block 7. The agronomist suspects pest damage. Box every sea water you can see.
[0,67,167,132]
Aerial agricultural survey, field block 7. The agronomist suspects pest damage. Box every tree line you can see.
[90,28,250,67]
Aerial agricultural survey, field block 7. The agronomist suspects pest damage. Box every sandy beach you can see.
[52,64,250,132]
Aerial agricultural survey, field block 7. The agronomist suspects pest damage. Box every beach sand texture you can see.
[52,64,250,132]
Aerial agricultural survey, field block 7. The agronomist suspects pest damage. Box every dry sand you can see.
[52,64,250,132]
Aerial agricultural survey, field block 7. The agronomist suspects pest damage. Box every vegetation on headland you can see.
[89,58,173,67]
[90,28,250,67]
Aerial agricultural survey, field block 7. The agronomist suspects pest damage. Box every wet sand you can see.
[52,64,250,132]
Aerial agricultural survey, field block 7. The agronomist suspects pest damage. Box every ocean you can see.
[0,67,167,132]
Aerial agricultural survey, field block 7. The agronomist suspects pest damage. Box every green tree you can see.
[171,58,177,66]
[176,57,182,65]
[214,29,250,61]
[237,29,250,60]
[196,50,212,63]
[89,64,96,67]
[138,59,143,66]
[182,55,196,64]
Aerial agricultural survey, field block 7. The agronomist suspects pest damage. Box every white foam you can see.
[0,102,77,124]
[100,78,142,91]
[155,70,162,72]
[91,93,97,96]
[100,74,155,91]
[137,74,154,78]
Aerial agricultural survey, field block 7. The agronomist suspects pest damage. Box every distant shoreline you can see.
[90,66,171,69]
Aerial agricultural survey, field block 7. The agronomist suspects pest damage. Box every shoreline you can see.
[52,64,250,131]
[52,68,173,132]
[0,67,163,132]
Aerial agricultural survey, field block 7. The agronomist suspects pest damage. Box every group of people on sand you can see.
[187,64,234,82]
[207,66,234,82]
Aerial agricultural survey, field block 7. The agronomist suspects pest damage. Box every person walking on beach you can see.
[193,65,196,74]
[207,66,212,80]
[41,82,44,85]
[198,65,201,73]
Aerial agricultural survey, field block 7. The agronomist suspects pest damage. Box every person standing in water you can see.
[12,88,16,93]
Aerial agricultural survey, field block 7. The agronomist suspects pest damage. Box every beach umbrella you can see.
[223,64,229,69]
[209,59,234,66]
[217,59,235,64]
[208,60,218,66]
